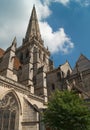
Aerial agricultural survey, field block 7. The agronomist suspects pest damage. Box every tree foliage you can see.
[43,90,90,130]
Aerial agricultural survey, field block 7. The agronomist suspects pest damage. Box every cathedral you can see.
[0,6,90,130]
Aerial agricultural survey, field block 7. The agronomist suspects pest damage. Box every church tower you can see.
[16,6,51,102]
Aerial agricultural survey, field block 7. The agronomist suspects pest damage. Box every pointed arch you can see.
[0,89,22,130]
[0,89,22,115]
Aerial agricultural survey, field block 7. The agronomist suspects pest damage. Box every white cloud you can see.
[43,0,69,6]
[22,0,51,20]
[76,0,90,7]
[0,0,74,54]
[40,22,74,54]
[43,0,90,7]
[54,0,69,5]
[71,0,90,7]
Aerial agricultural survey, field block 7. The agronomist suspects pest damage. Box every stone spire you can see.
[25,5,42,41]
[12,37,17,47]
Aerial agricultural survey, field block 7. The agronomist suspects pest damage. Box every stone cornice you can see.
[0,75,44,103]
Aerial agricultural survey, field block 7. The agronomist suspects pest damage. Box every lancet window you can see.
[0,92,19,130]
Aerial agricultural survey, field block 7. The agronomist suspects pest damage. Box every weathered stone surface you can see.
[0,5,90,130]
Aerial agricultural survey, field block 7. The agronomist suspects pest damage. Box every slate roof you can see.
[72,54,90,75]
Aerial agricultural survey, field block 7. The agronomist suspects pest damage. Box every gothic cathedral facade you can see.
[0,6,90,130]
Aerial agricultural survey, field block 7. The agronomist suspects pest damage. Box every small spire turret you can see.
[12,37,17,47]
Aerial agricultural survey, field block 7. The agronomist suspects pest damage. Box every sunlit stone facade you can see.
[0,6,90,130]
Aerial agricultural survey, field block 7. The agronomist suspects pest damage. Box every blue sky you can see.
[47,1,90,67]
[0,0,90,68]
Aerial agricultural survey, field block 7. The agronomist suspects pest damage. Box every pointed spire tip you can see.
[12,37,17,47]
[33,4,35,7]
[25,4,42,42]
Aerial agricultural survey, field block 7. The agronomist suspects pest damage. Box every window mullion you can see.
[1,110,4,130]
[8,110,11,130]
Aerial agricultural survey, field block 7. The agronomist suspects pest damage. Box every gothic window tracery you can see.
[67,69,71,78]
[0,92,19,130]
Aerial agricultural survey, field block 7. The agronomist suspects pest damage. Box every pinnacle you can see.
[12,37,17,47]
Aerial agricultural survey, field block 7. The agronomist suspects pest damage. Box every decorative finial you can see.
[33,4,35,7]
[12,37,17,47]
[33,4,35,9]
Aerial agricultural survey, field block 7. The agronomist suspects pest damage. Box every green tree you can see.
[43,90,90,130]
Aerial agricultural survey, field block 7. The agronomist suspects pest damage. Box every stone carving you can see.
[0,93,18,111]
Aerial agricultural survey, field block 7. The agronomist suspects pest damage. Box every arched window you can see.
[33,47,37,62]
[67,69,71,77]
[33,76,36,85]
[51,84,55,90]
[61,71,64,78]
[0,92,19,130]
[43,54,46,62]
